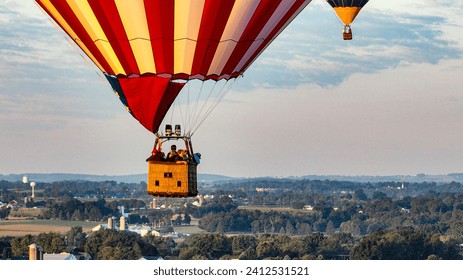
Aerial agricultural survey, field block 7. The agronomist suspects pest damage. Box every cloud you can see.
[4,2,461,97]
[0,4,85,69]
[237,2,462,90]
[0,2,122,127]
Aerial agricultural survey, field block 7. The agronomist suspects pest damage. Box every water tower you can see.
[30,182,36,198]
[22,176,28,194]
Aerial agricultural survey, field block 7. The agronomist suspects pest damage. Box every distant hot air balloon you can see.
[326,0,368,40]
[36,0,311,197]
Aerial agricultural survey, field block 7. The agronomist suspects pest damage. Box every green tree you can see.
[71,209,84,221]
[446,221,463,242]
[0,208,10,219]
[353,189,367,201]
[2,247,12,260]
[290,233,325,258]
[256,239,279,259]
[285,221,294,236]
[178,233,231,260]
[85,229,143,260]
[215,221,225,233]
[174,214,183,225]
[231,235,257,256]
[238,248,257,260]
[256,235,282,259]
[183,214,191,225]
[326,221,335,235]
[296,223,313,235]
[10,235,34,258]
[372,191,387,200]
[141,235,173,257]
[36,232,65,254]
[66,226,86,252]
[351,229,461,260]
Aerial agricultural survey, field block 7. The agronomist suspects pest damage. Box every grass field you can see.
[173,225,205,235]
[238,205,308,213]
[0,219,101,237]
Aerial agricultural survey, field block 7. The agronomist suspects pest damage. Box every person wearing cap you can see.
[146,138,165,161]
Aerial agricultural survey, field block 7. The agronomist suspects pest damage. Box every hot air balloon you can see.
[35,0,311,197]
[326,0,368,40]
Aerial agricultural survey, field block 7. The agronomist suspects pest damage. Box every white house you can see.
[128,225,152,237]
[43,253,77,260]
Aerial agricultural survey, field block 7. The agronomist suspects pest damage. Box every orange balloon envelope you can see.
[326,0,368,25]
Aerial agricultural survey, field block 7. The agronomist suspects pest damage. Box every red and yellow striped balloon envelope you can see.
[36,0,311,133]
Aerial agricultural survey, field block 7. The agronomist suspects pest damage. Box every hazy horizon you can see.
[1,1,463,178]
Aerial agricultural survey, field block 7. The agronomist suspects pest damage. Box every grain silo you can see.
[29,244,37,260]
[198,195,204,206]
[152,198,157,209]
[120,216,126,231]
[108,217,114,229]
[29,244,43,260]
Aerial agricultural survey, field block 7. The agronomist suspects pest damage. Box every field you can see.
[0,219,100,237]
[238,205,309,213]
[0,218,204,238]
[173,224,205,235]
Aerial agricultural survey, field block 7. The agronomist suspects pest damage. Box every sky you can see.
[1,0,462,178]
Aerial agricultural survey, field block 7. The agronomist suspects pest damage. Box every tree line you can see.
[195,192,463,243]
[0,180,147,202]
[1,227,460,260]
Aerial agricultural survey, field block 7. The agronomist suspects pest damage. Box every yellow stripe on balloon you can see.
[67,0,125,75]
[115,0,155,75]
[207,0,260,76]
[174,0,205,76]
[37,0,106,72]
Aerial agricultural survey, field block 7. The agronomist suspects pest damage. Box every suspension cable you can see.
[189,80,205,131]
[190,77,240,136]
[189,79,219,132]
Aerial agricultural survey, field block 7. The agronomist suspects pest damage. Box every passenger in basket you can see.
[177,149,188,161]
[166,144,178,162]
[146,139,165,162]
[146,149,165,162]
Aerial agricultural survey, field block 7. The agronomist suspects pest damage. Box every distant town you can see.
[1,174,463,260]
